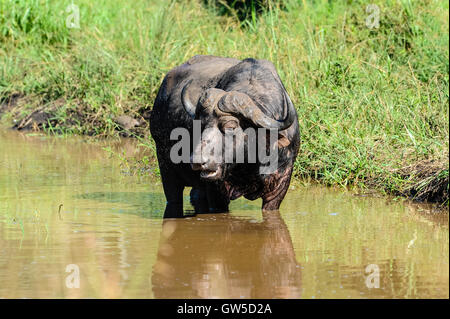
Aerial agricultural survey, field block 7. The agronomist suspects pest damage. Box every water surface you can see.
[0,129,448,298]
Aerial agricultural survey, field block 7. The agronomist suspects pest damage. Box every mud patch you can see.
[13,98,65,131]
[0,93,25,117]
[397,157,449,205]
[1,93,149,137]
[113,114,147,137]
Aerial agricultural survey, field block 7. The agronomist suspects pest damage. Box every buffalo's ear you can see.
[263,130,291,148]
[278,133,291,148]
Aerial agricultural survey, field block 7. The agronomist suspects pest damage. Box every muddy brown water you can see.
[0,129,448,299]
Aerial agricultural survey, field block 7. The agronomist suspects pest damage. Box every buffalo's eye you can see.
[221,120,239,130]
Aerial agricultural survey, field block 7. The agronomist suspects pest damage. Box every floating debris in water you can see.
[58,204,63,220]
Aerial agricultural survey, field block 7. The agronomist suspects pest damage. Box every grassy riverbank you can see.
[0,0,448,204]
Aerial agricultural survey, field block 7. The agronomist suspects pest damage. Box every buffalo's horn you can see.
[217,91,295,131]
[181,79,196,118]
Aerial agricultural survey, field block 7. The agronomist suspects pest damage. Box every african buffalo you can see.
[150,55,300,218]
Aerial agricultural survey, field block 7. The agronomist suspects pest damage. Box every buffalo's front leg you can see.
[190,187,209,214]
[206,183,229,213]
[262,197,283,211]
[160,168,184,218]
[190,184,229,214]
[261,167,293,211]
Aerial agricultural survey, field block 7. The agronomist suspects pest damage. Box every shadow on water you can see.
[151,211,302,299]
[75,191,260,219]
[76,192,167,219]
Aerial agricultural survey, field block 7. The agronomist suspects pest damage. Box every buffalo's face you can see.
[181,80,296,181]
[190,89,247,181]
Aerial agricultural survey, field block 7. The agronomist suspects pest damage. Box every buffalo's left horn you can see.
[217,91,295,131]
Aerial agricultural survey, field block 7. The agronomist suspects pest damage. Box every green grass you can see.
[0,0,448,203]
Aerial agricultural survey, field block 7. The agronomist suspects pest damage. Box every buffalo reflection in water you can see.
[152,211,301,298]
